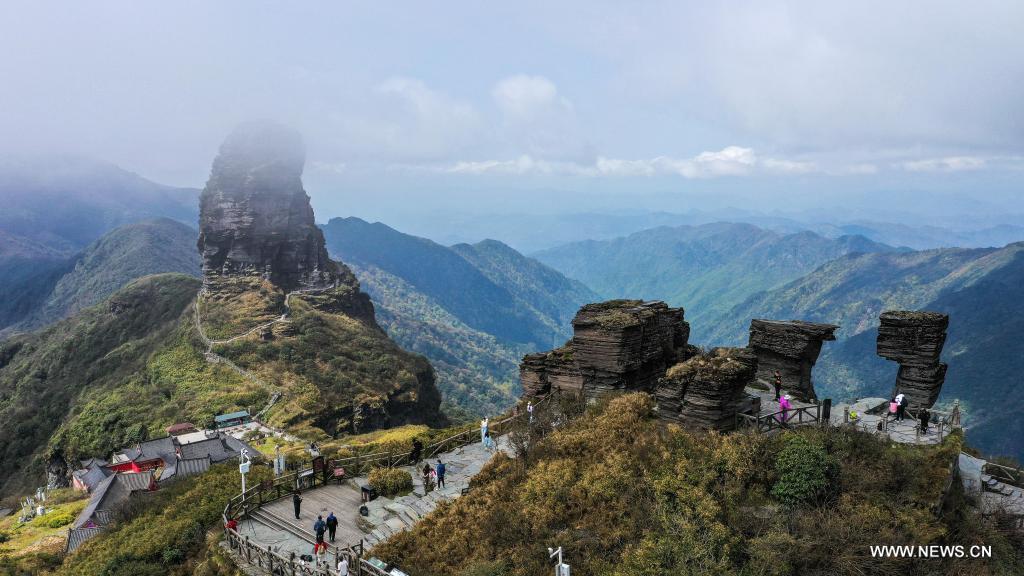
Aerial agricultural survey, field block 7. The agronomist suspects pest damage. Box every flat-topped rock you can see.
[520,300,691,399]
[876,310,949,408]
[655,347,758,431]
[748,319,837,401]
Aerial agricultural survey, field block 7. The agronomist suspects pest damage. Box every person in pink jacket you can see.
[778,395,792,423]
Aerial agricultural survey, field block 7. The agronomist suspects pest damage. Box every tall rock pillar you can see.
[876,311,949,409]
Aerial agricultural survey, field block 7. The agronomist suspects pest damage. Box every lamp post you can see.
[548,546,570,576]
[239,449,251,500]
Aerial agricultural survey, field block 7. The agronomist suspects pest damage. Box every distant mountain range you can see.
[711,242,1024,460]
[0,157,199,331]
[322,217,596,417]
[534,223,897,341]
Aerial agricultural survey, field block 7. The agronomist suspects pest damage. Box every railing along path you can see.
[223,393,553,575]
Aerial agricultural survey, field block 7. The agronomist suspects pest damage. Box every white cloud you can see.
[491,75,582,159]
[492,75,574,120]
[438,146,820,178]
[900,156,987,172]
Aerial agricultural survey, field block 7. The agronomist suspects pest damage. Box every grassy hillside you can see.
[534,223,895,340]
[0,274,265,496]
[323,217,595,417]
[7,219,201,334]
[712,243,1024,461]
[375,393,1018,576]
[350,262,523,418]
[323,217,582,348]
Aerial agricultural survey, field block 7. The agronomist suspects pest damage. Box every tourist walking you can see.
[337,556,349,576]
[895,393,907,422]
[313,515,326,543]
[919,407,930,434]
[325,511,338,542]
[778,395,792,423]
[483,430,496,452]
[409,437,423,465]
[481,417,489,443]
[773,370,783,401]
[292,490,302,520]
[436,459,446,489]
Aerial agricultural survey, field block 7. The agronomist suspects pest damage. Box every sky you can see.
[1,1,1022,232]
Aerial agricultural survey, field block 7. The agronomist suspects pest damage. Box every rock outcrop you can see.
[747,319,838,401]
[520,300,691,399]
[655,348,758,431]
[198,121,347,292]
[876,310,949,409]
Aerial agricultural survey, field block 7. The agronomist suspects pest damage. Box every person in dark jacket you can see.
[919,407,930,434]
[292,490,302,520]
[773,370,783,401]
[325,512,338,542]
[436,459,446,489]
[409,437,423,465]
[313,515,326,543]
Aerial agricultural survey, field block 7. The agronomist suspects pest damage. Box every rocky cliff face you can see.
[198,121,347,292]
[747,319,838,401]
[196,122,442,431]
[520,300,691,399]
[655,348,757,431]
[876,310,949,408]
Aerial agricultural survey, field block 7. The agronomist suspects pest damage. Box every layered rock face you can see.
[520,300,691,399]
[198,121,346,292]
[747,319,838,401]
[655,348,758,431]
[876,310,949,408]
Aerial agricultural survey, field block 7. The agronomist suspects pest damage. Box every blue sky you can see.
[1,1,1021,229]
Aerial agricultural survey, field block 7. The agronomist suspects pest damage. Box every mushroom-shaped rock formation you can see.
[655,347,758,431]
[876,310,949,409]
[520,300,691,399]
[747,319,838,402]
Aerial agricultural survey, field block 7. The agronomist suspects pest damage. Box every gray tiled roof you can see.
[177,456,211,479]
[66,527,105,553]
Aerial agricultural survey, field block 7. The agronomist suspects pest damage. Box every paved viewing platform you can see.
[236,435,512,559]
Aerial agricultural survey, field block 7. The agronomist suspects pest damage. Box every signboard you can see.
[238,462,251,474]
[298,468,313,478]
[333,467,346,478]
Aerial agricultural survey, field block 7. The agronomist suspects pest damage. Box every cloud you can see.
[439,146,819,178]
[491,75,582,159]
[900,156,988,172]
[330,77,482,161]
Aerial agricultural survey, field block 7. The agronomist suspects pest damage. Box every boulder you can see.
[747,319,838,401]
[876,311,949,408]
[655,348,758,431]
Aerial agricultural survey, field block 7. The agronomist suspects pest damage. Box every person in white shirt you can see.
[337,556,349,576]
[527,401,534,423]
[481,417,489,443]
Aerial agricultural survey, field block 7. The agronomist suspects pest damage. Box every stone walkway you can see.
[238,435,512,557]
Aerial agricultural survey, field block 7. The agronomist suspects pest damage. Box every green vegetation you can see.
[534,223,893,341]
[375,393,1022,576]
[0,491,88,564]
[369,467,414,497]
[322,217,595,417]
[53,463,270,576]
[198,275,284,340]
[716,242,1024,461]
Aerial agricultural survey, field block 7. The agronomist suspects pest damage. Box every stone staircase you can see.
[982,474,1024,498]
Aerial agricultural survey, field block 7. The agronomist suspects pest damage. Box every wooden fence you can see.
[735,403,822,433]
[222,393,554,575]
